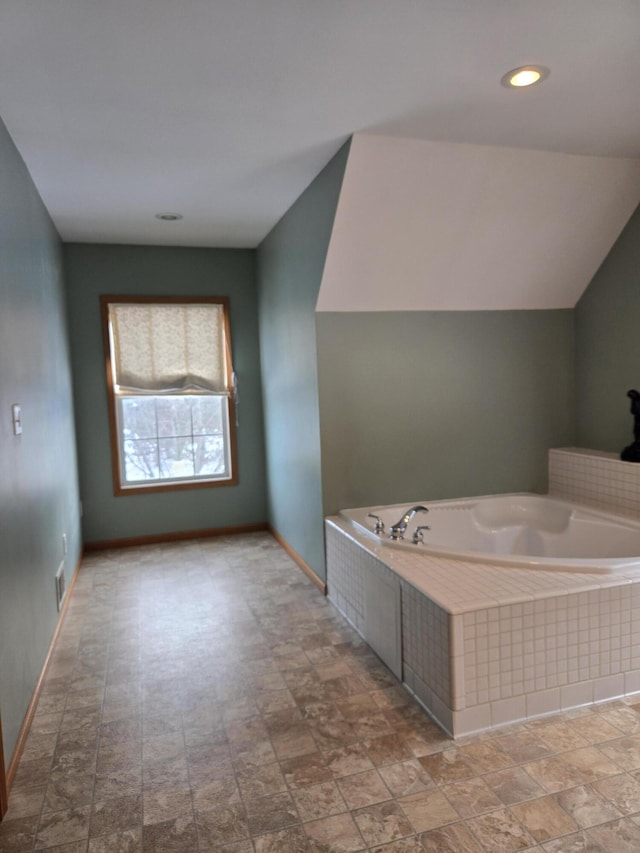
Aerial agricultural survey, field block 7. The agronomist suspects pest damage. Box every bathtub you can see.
[339,493,640,573]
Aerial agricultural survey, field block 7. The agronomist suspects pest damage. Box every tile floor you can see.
[3,534,640,851]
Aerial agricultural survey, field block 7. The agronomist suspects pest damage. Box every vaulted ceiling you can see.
[0,1,639,248]
[318,135,640,311]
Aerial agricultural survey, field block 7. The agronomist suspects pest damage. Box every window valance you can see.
[108,302,230,394]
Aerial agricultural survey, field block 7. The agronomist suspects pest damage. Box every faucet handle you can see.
[412,525,431,545]
[367,513,385,534]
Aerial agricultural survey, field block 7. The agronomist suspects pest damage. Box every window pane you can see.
[123,438,159,481]
[116,392,231,487]
[156,396,192,438]
[192,396,224,435]
[195,435,226,476]
[121,397,157,440]
[158,437,195,479]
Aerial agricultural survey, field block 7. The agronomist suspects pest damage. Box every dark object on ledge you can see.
[621,389,640,462]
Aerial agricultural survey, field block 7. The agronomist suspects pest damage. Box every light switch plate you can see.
[11,404,22,435]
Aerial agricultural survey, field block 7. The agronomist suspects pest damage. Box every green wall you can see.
[64,244,267,543]
[257,142,351,581]
[316,310,575,514]
[575,203,640,452]
[0,118,81,769]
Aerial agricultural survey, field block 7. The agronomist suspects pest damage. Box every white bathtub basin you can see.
[339,493,640,572]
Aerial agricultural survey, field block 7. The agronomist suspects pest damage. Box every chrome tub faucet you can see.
[389,505,429,540]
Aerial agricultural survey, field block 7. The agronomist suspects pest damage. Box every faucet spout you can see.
[389,505,429,540]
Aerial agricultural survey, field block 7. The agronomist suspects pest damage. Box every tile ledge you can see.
[550,446,620,460]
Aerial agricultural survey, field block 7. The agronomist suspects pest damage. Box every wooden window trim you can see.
[100,295,238,496]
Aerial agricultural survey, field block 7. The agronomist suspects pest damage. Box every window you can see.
[101,296,237,494]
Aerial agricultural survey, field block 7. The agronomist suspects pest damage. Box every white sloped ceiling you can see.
[317,134,640,311]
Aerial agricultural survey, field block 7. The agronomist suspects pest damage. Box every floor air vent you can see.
[55,562,66,611]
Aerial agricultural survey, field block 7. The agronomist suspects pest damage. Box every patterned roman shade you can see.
[109,302,230,394]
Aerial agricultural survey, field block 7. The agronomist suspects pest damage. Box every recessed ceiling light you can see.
[501,65,550,88]
[155,212,183,221]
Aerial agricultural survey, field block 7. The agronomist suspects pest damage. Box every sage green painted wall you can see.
[257,141,351,581]
[63,244,267,543]
[316,310,575,515]
[575,203,640,453]
[0,118,81,769]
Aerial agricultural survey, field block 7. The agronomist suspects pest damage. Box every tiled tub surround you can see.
[325,518,640,739]
[549,447,640,518]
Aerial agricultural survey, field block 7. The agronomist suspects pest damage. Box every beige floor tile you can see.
[336,769,393,810]
[483,766,545,806]
[352,800,414,847]
[599,736,640,771]
[397,789,459,833]
[245,791,299,836]
[596,707,640,736]
[252,672,288,692]
[594,772,640,814]
[96,742,142,774]
[554,784,622,829]
[365,733,414,767]
[87,828,142,852]
[12,756,56,790]
[272,731,317,761]
[586,817,640,853]
[90,793,143,837]
[418,748,475,784]
[35,805,91,849]
[540,830,606,852]
[567,716,628,744]
[291,780,347,821]
[496,731,553,763]
[369,838,425,852]
[234,739,280,767]
[280,752,333,789]
[371,687,413,711]
[142,786,193,826]
[441,778,503,818]
[323,743,375,778]
[143,756,190,792]
[253,825,309,852]
[532,722,590,753]
[523,757,597,794]
[141,732,185,765]
[43,771,96,813]
[236,761,286,801]
[3,784,47,820]
[403,729,453,758]
[191,776,242,811]
[559,747,622,782]
[378,759,435,798]
[510,795,579,842]
[255,690,297,715]
[0,814,40,852]
[11,537,640,853]
[421,820,483,852]
[310,718,359,752]
[30,711,64,736]
[351,712,395,740]
[458,741,515,774]
[464,808,536,852]
[304,812,366,852]
[21,731,60,762]
[60,705,103,733]
[141,815,199,852]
